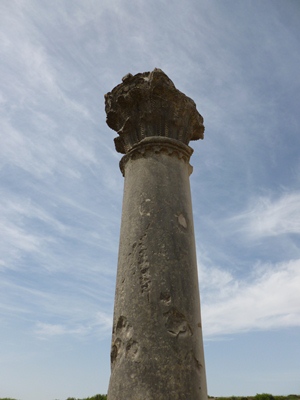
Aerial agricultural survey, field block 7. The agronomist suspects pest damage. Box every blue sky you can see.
[1,0,300,399]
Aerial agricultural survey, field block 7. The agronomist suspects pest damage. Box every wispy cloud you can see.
[228,191,300,239]
[200,259,300,337]
[0,273,114,341]
[0,1,92,116]
[35,311,112,339]
[0,188,119,275]
[0,195,49,269]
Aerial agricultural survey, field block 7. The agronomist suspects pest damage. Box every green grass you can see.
[0,396,107,400]
[66,396,107,400]
[211,395,300,400]
[2,394,300,400]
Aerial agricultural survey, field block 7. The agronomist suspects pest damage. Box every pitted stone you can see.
[105,68,205,154]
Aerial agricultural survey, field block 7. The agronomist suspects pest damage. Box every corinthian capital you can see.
[105,68,204,154]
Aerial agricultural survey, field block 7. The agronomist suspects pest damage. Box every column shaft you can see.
[108,139,207,400]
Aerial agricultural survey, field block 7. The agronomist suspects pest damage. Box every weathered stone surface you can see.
[105,68,204,154]
[105,69,207,400]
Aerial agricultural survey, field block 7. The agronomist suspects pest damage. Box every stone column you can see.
[105,69,207,400]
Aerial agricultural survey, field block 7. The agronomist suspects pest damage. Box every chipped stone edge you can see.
[119,136,193,177]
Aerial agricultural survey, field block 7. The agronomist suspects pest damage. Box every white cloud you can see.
[0,1,92,116]
[63,135,97,165]
[200,259,300,337]
[0,189,119,276]
[0,194,62,269]
[35,322,69,337]
[229,191,300,239]
[35,311,112,339]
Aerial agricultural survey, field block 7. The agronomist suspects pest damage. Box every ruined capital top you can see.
[104,68,204,154]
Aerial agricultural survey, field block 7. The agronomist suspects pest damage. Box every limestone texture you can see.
[105,69,207,400]
[105,68,204,154]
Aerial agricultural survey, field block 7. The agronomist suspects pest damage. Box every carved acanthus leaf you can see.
[105,68,205,154]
